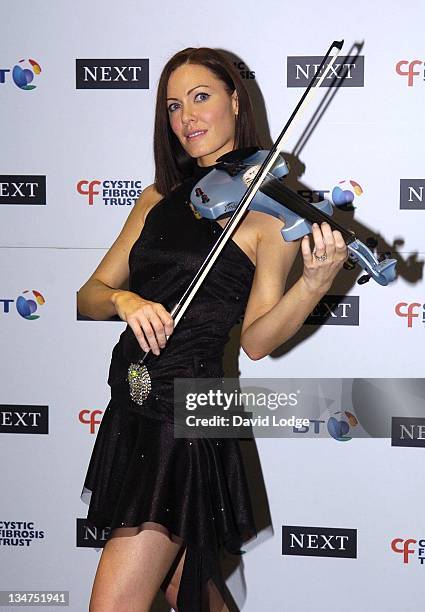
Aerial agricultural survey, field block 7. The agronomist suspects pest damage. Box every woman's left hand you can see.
[301,221,348,293]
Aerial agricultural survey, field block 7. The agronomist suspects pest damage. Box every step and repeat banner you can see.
[1,0,424,610]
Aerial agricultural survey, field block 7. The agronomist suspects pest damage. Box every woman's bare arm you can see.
[240,215,347,360]
[77,184,163,320]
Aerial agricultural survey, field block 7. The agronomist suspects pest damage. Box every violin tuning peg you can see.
[365,237,378,249]
[377,251,393,263]
[343,260,356,271]
[357,274,371,285]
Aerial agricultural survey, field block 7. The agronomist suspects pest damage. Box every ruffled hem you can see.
[80,398,257,611]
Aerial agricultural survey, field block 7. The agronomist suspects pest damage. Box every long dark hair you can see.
[153,47,262,196]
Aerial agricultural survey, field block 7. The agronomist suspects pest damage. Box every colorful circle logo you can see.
[327,410,359,441]
[332,179,363,210]
[12,58,42,90]
[16,290,45,320]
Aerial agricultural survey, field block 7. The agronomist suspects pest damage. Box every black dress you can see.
[80,164,257,610]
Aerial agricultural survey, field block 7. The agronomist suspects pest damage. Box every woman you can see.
[78,47,348,612]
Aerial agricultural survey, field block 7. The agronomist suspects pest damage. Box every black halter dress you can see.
[80,164,258,610]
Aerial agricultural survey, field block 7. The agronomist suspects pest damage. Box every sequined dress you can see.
[80,164,257,610]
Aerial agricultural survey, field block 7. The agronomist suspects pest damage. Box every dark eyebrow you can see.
[166,84,211,101]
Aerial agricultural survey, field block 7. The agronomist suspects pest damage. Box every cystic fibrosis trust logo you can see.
[0,58,42,90]
[77,179,142,206]
[0,520,45,546]
[79,409,103,434]
[233,61,255,80]
[395,60,425,86]
[391,537,425,565]
[395,302,424,328]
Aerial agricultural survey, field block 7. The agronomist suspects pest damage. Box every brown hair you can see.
[153,47,262,196]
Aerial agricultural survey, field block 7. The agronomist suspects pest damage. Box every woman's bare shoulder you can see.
[79,183,165,291]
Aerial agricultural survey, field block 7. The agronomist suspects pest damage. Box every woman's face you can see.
[166,63,238,167]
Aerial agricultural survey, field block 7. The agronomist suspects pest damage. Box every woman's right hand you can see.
[112,290,174,356]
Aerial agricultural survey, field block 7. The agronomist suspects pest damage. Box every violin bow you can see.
[170,39,344,326]
[127,40,344,404]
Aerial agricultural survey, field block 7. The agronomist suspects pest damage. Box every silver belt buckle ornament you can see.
[127,361,152,405]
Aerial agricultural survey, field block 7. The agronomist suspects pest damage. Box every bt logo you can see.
[395,60,424,87]
[298,178,363,212]
[294,410,359,441]
[1,290,46,320]
[77,180,101,205]
[332,179,363,210]
[79,409,103,434]
[327,410,359,441]
[0,58,42,90]
[395,302,425,328]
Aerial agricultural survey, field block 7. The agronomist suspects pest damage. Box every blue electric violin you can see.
[189,146,397,287]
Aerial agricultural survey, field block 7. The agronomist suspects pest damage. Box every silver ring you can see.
[313,252,328,262]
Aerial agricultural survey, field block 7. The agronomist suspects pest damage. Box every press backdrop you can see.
[1,1,425,610]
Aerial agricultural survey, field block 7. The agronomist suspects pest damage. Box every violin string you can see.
[260,176,356,243]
